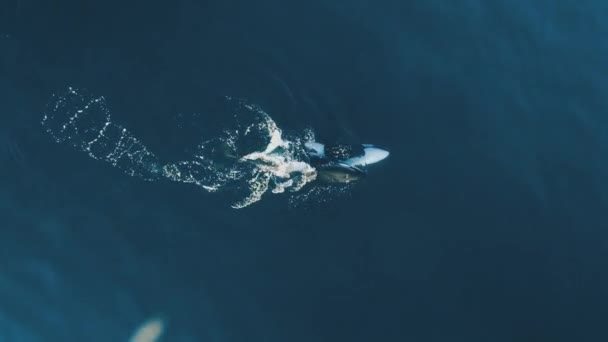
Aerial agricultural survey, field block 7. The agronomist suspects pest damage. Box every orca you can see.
[305,142,389,167]
[305,141,389,184]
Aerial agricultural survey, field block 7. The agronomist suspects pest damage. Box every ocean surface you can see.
[1,0,608,341]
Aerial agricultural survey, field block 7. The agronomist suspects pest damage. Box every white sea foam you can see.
[42,89,321,208]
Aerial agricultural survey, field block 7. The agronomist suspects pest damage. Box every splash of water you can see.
[41,88,321,208]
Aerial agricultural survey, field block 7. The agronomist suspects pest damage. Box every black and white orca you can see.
[305,141,390,184]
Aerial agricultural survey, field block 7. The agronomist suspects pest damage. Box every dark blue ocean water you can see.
[1,0,608,341]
